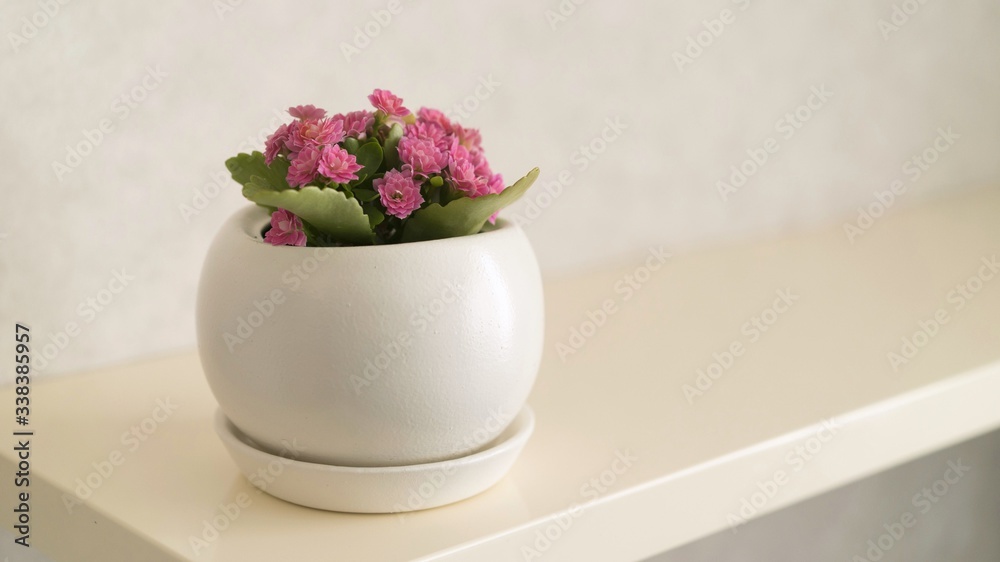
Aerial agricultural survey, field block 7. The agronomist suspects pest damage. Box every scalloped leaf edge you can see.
[401,167,539,243]
[243,179,374,245]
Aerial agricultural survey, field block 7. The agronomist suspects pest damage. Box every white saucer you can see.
[214,406,534,513]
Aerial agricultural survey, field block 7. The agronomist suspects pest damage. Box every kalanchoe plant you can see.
[225,89,539,246]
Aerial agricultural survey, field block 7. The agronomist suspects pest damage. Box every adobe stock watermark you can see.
[727,417,842,532]
[52,65,168,183]
[843,126,959,243]
[443,75,501,123]
[672,0,752,73]
[222,249,462,361]
[521,449,638,560]
[878,0,933,42]
[179,107,288,222]
[508,117,627,228]
[543,0,588,30]
[392,408,512,518]
[61,397,179,514]
[222,289,286,353]
[716,84,833,203]
[887,253,998,372]
[189,439,305,556]
[555,246,671,362]
[851,458,970,561]
[683,288,799,404]
[6,0,73,54]
[223,245,355,353]
[340,0,404,63]
[178,170,232,223]
[34,268,137,372]
[212,0,245,20]
[351,279,465,394]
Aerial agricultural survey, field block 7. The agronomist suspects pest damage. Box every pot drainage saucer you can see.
[214,406,535,513]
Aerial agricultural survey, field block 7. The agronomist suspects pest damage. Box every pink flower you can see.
[449,162,490,198]
[447,148,491,198]
[488,173,505,194]
[334,110,375,139]
[264,123,290,164]
[453,123,482,151]
[470,148,492,178]
[287,145,321,187]
[264,209,307,247]
[288,105,327,120]
[286,118,345,152]
[368,88,410,119]
[374,166,424,218]
[398,134,449,177]
[407,121,452,153]
[417,107,453,133]
[485,175,505,224]
[318,145,364,184]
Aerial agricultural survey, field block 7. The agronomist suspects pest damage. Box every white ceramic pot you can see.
[196,206,544,467]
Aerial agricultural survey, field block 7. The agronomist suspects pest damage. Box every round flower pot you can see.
[196,205,544,467]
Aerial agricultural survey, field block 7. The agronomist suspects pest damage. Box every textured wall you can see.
[2,0,999,377]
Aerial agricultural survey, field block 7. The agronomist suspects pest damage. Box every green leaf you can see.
[383,123,405,169]
[226,152,289,189]
[353,188,379,202]
[243,178,374,245]
[353,142,383,184]
[300,220,327,247]
[343,137,360,153]
[365,206,385,228]
[401,168,540,243]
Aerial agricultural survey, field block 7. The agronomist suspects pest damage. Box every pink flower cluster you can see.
[404,107,504,200]
[265,104,369,188]
[260,89,507,245]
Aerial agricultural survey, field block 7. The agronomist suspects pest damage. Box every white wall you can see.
[2,0,998,378]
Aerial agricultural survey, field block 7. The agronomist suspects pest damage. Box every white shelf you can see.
[4,188,1000,562]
